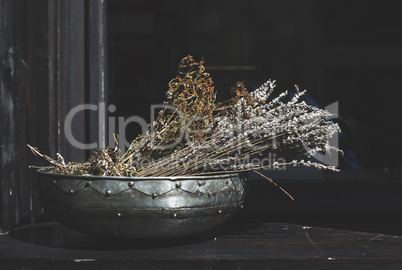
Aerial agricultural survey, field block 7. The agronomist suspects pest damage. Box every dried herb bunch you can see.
[29,55,341,177]
[135,80,341,176]
[122,56,217,164]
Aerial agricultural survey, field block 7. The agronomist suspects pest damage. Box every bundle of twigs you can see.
[29,56,341,180]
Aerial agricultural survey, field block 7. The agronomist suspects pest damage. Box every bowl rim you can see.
[36,168,242,181]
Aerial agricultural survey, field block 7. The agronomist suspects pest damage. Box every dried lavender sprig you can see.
[135,81,341,176]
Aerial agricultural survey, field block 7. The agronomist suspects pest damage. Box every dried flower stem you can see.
[252,170,294,200]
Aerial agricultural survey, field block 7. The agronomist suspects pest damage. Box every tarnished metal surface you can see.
[36,169,247,238]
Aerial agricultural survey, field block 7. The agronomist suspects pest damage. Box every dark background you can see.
[2,0,402,235]
[107,0,402,180]
[105,0,402,233]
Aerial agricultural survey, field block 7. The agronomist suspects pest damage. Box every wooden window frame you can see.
[0,0,107,233]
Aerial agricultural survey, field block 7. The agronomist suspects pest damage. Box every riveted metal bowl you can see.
[36,169,247,238]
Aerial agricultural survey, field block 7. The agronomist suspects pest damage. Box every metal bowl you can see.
[36,169,247,238]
